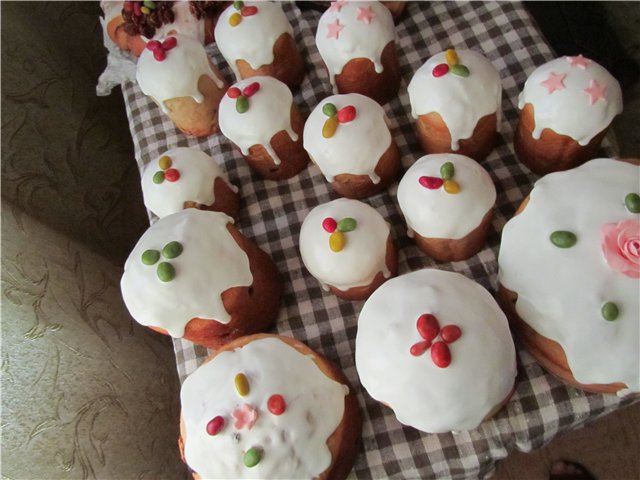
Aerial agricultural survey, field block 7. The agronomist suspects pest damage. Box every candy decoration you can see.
[431,341,451,368]
[133,2,141,16]
[206,416,225,436]
[229,1,258,27]
[450,64,470,77]
[416,313,439,342]
[232,404,259,429]
[441,325,462,343]
[624,193,640,213]
[141,249,160,265]
[164,168,180,182]
[321,102,357,138]
[143,0,155,9]
[337,217,357,232]
[433,48,471,78]
[241,5,258,16]
[550,230,577,248]
[228,81,260,114]
[419,176,444,189]
[156,262,175,282]
[322,116,339,138]
[443,179,460,194]
[323,216,358,252]
[140,5,150,14]
[445,48,459,65]
[242,82,260,97]
[146,36,178,62]
[162,37,177,50]
[322,217,337,233]
[601,302,619,321]
[419,161,461,195]
[432,63,449,78]
[162,241,183,259]
[227,87,241,99]
[243,447,261,468]
[410,340,431,357]
[440,162,455,180]
[152,171,165,184]
[158,155,172,170]
[235,373,250,396]
[322,103,337,117]
[233,1,244,8]
[329,231,345,252]
[267,394,286,415]
[337,106,356,123]
[153,154,179,184]
[411,313,461,368]
[236,96,249,114]
[583,79,607,105]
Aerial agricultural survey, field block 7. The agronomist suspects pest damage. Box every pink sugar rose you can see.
[232,404,258,430]
[601,219,640,278]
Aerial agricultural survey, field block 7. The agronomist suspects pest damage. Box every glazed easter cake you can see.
[408,48,502,160]
[179,334,361,480]
[141,147,239,219]
[356,269,517,433]
[120,209,282,348]
[498,159,639,396]
[299,198,397,300]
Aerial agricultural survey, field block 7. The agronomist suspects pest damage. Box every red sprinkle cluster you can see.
[146,36,177,62]
[409,313,462,368]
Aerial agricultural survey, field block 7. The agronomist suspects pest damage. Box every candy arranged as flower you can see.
[322,216,357,252]
[124,0,156,17]
[228,1,258,27]
[409,313,462,369]
[145,36,177,61]
[141,240,183,282]
[226,81,260,113]
[432,48,470,78]
[321,102,356,138]
[418,161,460,194]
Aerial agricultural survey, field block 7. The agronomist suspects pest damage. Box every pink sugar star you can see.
[326,19,344,39]
[327,0,346,12]
[566,54,592,70]
[540,72,567,94]
[357,6,376,24]
[584,79,607,105]
[232,404,258,430]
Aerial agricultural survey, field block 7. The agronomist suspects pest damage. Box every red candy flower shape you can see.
[146,36,177,62]
[601,219,640,278]
[232,404,259,430]
[410,313,462,368]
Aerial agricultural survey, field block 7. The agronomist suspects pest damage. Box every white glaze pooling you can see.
[356,269,516,433]
[397,154,496,239]
[120,210,252,337]
[219,76,297,166]
[518,57,622,145]
[498,159,640,395]
[316,1,395,92]
[299,198,391,291]
[136,34,224,114]
[408,49,502,151]
[215,1,294,81]
[303,93,391,183]
[152,1,205,44]
[181,337,349,479]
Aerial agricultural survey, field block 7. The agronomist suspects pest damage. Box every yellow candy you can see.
[229,12,242,26]
[322,116,338,138]
[446,48,459,66]
[329,231,345,252]
[235,373,249,396]
[443,179,460,194]
[140,5,150,14]
[158,155,172,170]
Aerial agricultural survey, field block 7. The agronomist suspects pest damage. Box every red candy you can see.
[267,394,286,415]
[416,314,439,342]
[410,341,431,357]
[146,40,161,52]
[123,1,133,13]
[242,82,260,98]
[153,49,166,61]
[133,1,142,16]
[241,5,258,16]
[441,325,462,344]
[162,37,177,51]
[227,87,241,99]
[322,217,337,233]
[206,416,225,436]
[431,341,451,368]
[337,105,356,123]
[164,168,180,182]
[432,63,449,78]
[419,176,444,189]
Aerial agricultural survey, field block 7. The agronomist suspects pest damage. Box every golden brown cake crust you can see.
[183,177,240,219]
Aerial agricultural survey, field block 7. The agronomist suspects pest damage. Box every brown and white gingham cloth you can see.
[115,2,638,478]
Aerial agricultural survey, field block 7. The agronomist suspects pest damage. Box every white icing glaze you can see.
[408,49,502,150]
[498,159,640,395]
[219,76,297,166]
[136,34,224,114]
[141,147,236,219]
[303,93,391,183]
[151,1,205,44]
[299,198,392,291]
[214,1,294,82]
[356,269,516,433]
[181,337,349,479]
[518,56,622,145]
[120,209,252,337]
[316,1,395,92]
[397,154,496,239]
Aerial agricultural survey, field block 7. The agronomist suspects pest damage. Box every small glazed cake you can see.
[179,334,362,480]
[120,209,283,348]
[303,93,401,198]
[515,55,623,174]
[299,198,397,300]
[397,154,496,262]
[136,34,227,137]
[140,147,240,219]
[408,48,502,161]
[219,77,309,180]
[214,1,305,90]
[356,269,517,433]
[316,1,400,104]
[498,158,639,396]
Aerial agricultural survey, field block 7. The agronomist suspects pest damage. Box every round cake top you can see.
[397,154,496,239]
[181,336,349,478]
[136,34,224,114]
[408,49,502,151]
[299,198,392,291]
[120,209,253,338]
[315,1,395,91]
[356,269,516,433]
[517,56,623,145]
[303,93,391,183]
[214,1,294,82]
[141,147,236,219]
[219,76,297,166]
[498,159,639,395]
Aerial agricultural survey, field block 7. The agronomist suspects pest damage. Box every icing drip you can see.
[214,1,294,81]
[181,337,348,478]
[397,154,496,239]
[408,50,502,151]
[356,269,516,433]
[300,198,392,290]
[498,159,640,395]
[219,76,297,166]
[136,34,224,114]
[517,57,622,145]
[316,1,394,92]
[120,210,253,337]
[303,93,391,184]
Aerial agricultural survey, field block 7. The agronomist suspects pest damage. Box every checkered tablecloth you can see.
[114,2,638,478]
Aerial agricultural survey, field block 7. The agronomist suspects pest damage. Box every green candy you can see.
[337,217,357,232]
[450,64,470,77]
[233,1,244,10]
[153,171,165,184]
[322,103,337,117]
[440,161,455,180]
[236,96,249,114]
[601,302,619,321]
[143,0,156,9]
[625,193,640,213]
[141,249,160,266]
[243,447,261,468]
[156,262,175,282]
[550,230,577,248]
[162,241,183,259]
